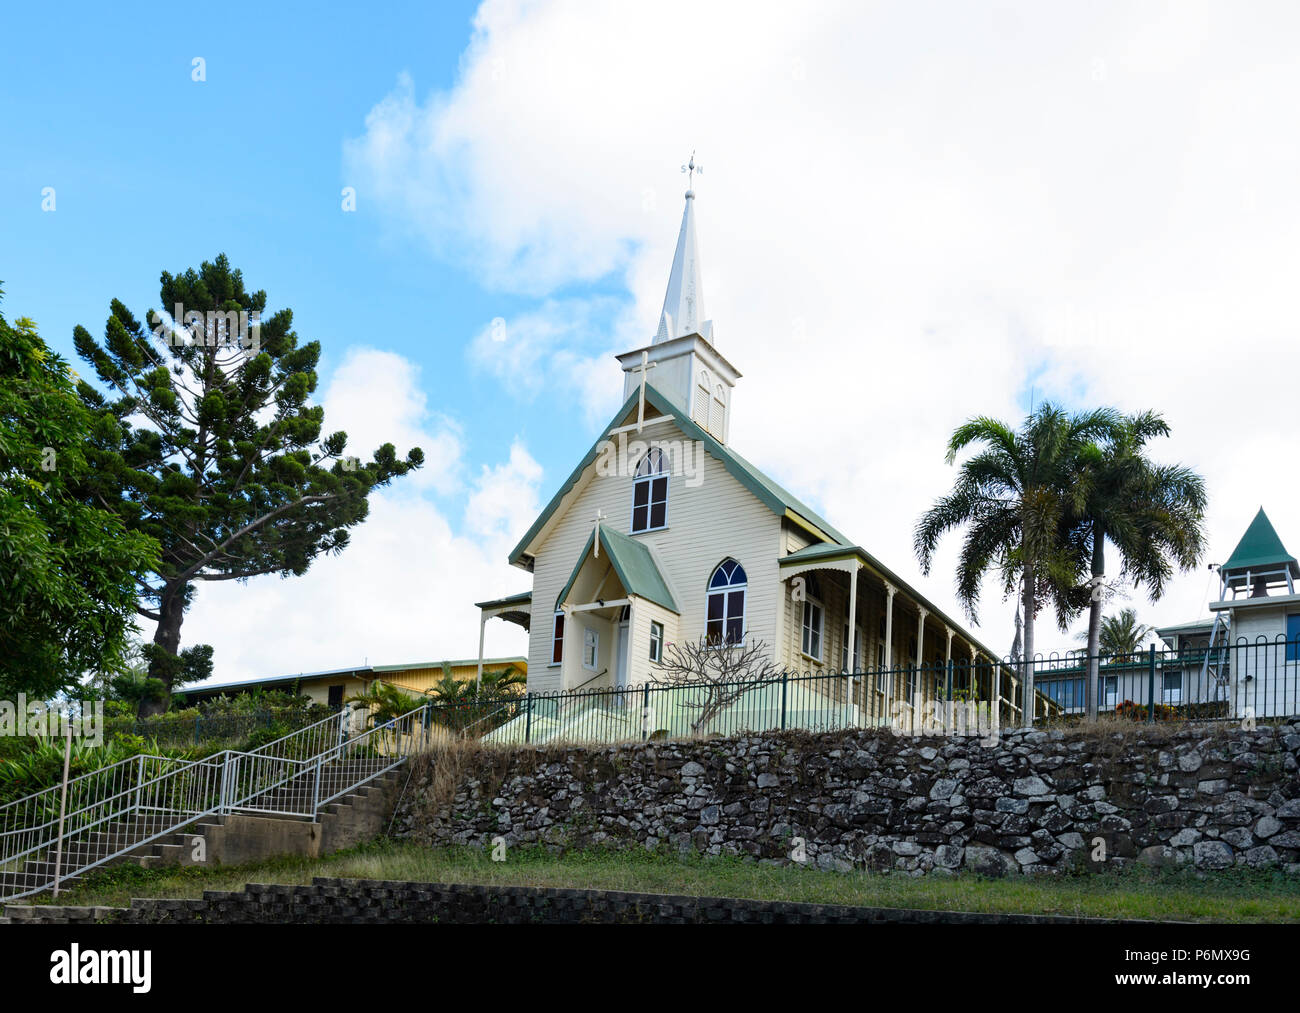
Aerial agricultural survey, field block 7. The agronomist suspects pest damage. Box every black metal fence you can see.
[421,637,1298,747]
[1031,636,1298,723]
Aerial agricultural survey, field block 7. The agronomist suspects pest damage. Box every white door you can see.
[615,620,630,690]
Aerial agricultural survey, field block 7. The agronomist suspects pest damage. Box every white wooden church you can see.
[473,177,1013,733]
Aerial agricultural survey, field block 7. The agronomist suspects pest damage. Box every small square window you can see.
[1163,671,1182,704]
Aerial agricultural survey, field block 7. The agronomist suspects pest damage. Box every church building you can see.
[473,178,1013,729]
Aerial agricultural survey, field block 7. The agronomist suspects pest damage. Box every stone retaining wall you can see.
[394,720,1300,876]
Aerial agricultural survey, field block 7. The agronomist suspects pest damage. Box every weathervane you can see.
[681,151,703,193]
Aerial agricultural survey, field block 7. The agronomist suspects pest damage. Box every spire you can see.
[1221,507,1298,575]
[654,154,713,345]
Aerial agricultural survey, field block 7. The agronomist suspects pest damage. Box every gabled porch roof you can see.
[557,526,678,613]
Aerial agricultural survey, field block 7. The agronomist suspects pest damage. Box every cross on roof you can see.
[629,350,657,432]
[593,508,606,557]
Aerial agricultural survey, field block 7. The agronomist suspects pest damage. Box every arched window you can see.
[631,447,668,533]
[551,608,564,665]
[800,573,824,661]
[710,383,726,437]
[693,369,711,427]
[706,559,747,645]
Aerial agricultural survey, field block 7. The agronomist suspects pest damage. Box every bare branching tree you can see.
[651,638,788,733]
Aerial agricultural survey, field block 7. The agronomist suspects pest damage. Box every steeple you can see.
[654,155,713,345]
[617,155,739,443]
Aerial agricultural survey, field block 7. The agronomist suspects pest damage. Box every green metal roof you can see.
[557,525,678,613]
[184,658,527,696]
[473,591,533,610]
[1221,507,1298,575]
[508,383,850,567]
[371,657,526,672]
[780,543,866,566]
[779,543,1007,663]
[1153,619,1214,636]
[506,382,1009,661]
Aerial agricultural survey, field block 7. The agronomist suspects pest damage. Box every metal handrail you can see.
[0,752,178,823]
[0,702,432,903]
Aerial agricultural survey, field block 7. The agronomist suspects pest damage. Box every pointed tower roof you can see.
[654,187,712,344]
[1221,507,1299,576]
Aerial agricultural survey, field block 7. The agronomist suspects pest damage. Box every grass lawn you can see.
[20,841,1300,923]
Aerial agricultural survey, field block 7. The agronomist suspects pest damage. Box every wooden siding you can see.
[524,417,783,692]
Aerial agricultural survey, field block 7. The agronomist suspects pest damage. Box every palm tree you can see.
[424,663,526,735]
[1070,413,1205,719]
[1075,607,1156,662]
[915,403,1121,726]
[345,681,423,727]
[427,664,525,705]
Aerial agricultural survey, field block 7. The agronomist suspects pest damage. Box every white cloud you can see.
[466,297,635,424]
[320,347,462,494]
[345,0,1300,655]
[464,438,544,544]
[181,349,537,685]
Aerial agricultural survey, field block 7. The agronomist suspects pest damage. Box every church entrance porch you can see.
[555,521,679,694]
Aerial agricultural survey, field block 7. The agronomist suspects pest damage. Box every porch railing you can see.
[423,636,1300,747]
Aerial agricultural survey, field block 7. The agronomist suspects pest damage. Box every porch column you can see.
[944,626,955,718]
[846,563,861,720]
[624,597,638,692]
[914,606,928,733]
[914,608,927,669]
[561,605,578,691]
[476,611,487,689]
[846,562,861,673]
[993,658,1002,733]
[883,582,897,725]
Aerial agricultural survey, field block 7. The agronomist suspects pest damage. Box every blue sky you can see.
[4,1,1299,683]
[0,1,607,499]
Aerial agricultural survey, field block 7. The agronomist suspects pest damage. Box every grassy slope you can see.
[23,841,1300,923]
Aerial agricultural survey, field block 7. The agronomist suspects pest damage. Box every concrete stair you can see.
[0,763,406,903]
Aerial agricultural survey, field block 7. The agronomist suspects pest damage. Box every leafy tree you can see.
[915,404,1120,726]
[1074,607,1156,662]
[651,638,788,734]
[1069,413,1205,719]
[72,256,423,714]
[0,290,157,699]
